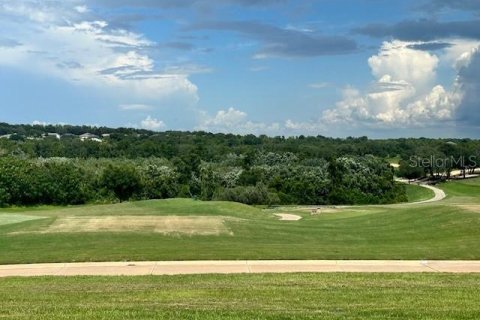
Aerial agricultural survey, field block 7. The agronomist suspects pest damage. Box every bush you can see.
[32,160,92,205]
[140,163,179,199]
[0,157,38,205]
[214,183,279,205]
[0,187,10,207]
[100,164,142,202]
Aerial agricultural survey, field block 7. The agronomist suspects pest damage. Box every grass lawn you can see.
[0,273,479,319]
[1,178,480,263]
[405,184,435,202]
[440,178,480,204]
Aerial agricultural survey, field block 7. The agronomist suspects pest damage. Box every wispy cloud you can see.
[119,104,153,111]
[0,1,199,106]
[354,19,480,41]
[249,66,268,72]
[418,0,480,14]
[86,0,287,9]
[0,38,22,48]
[187,20,357,58]
[309,82,329,89]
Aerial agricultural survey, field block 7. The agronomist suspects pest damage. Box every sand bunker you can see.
[275,213,302,221]
[38,216,235,236]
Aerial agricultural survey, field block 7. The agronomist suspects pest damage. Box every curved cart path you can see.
[1,260,480,277]
[410,183,446,204]
[395,179,446,205]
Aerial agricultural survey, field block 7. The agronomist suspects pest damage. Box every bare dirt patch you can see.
[455,205,480,213]
[35,216,236,236]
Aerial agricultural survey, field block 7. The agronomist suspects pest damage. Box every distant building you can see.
[45,133,61,140]
[0,134,11,139]
[62,133,77,138]
[80,133,102,142]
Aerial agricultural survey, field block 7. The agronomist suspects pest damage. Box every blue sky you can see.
[0,0,479,137]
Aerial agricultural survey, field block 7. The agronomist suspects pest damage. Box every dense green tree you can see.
[140,161,179,199]
[100,164,142,202]
[214,183,278,205]
[398,158,425,180]
[35,160,91,205]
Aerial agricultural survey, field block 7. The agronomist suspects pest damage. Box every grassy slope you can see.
[1,179,480,263]
[405,184,435,202]
[440,178,480,204]
[1,274,479,319]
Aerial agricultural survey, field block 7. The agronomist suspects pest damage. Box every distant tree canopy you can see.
[0,122,477,206]
[0,123,478,165]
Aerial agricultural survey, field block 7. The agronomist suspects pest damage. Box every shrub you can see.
[35,161,91,205]
[214,183,279,205]
[140,164,179,199]
[100,164,142,202]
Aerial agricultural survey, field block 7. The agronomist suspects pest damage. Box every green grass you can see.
[0,213,46,226]
[405,184,435,202]
[1,178,480,263]
[440,178,480,204]
[0,273,479,319]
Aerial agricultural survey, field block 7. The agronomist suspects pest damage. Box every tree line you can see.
[0,122,478,206]
[1,123,479,163]
[0,154,405,207]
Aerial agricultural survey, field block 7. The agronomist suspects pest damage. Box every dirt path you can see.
[1,260,479,277]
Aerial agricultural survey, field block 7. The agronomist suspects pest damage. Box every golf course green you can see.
[1,179,479,264]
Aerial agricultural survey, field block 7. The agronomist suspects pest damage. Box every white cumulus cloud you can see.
[321,40,461,128]
[140,116,166,131]
[196,108,281,134]
[368,40,439,91]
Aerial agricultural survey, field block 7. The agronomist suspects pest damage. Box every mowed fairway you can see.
[0,274,479,319]
[1,180,480,264]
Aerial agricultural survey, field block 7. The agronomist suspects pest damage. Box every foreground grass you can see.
[1,179,480,263]
[0,273,479,319]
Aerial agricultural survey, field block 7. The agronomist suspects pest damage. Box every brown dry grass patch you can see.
[455,205,480,213]
[35,216,236,236]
